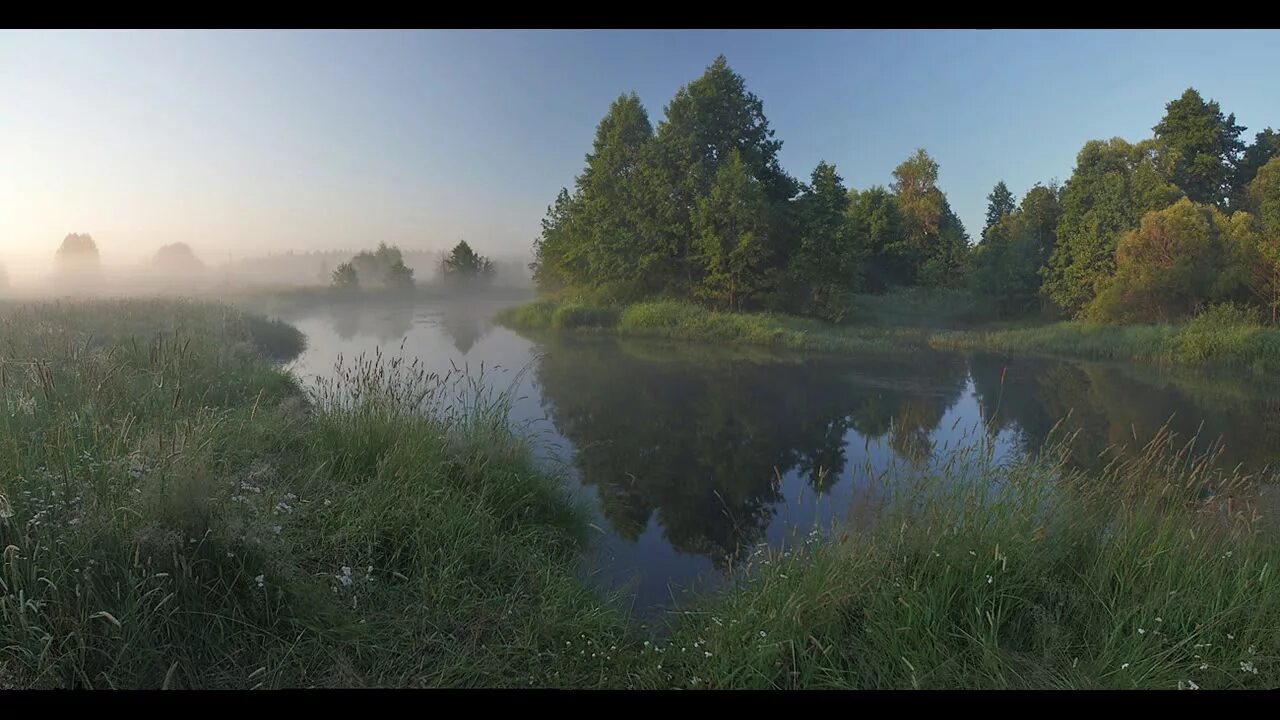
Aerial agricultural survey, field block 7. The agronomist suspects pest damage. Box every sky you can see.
[2,29,1279,278]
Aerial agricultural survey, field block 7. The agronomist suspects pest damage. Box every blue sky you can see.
[2,30,1278,273]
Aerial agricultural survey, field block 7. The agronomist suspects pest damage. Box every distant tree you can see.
[846,186,907,290]
[331,262,358,289]
[790,160,860,320]
[317,260,331,285]
[1152,88,1246,208]
[153,242,205,273]
[975,183,1062,316]
[1043,138,1183,315]
[0,262,8,292]
[692,149,775,311]
[1230,128,1280,209]
[350,243,415,290]
[984,181,1017,235]
[1239,157,1280,324]
[440,240,495,283]
[890,149,969,287]
[55,233,101,274]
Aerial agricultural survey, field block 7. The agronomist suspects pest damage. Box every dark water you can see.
[286,297,1280,613]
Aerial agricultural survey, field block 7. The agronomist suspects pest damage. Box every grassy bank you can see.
[2,299,1277,689]
[931,305,1280,374]
[0,299,633,688]
[496,298,930,355]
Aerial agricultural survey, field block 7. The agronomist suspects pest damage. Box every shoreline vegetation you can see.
[497,294,1280,374]
[1,298,1277,689]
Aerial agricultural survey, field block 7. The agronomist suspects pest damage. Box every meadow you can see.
[1,298,1276,689]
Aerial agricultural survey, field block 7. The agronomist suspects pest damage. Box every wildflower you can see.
[986,575,993,584]
[1138,628,1145,635]
[255,574,265,588]
[1155,617,1162,623]
[1248,645,1256,654]
[1121,663,1130,670]
[704,651,712,658]
[271,525,282,535]
[759,631,767,638]
[1200,663,1209,670]
[1240,661,1257,674]
[1227,633,1235,640]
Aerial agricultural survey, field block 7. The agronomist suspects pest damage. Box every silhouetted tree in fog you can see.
[55,233,101,274]
[153,242,206,273]
[440,240,495,284]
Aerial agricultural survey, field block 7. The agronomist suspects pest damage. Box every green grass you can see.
[497,299,929,355]
[932,305,1280,374]
[2,298,1277,689]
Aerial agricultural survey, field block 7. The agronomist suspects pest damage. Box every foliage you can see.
[1152,88,1246,208]
[1086,199,1242,323]
[440,240,495,284]
[331,261,359,289]
[350,242,416,291]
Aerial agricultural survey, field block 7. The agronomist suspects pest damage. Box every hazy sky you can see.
[3,29,1278,276]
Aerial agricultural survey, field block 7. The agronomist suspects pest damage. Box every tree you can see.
[350,242,415,290]
[1043,138,1183,315]
[1230,128,1279,209]
[644,55,798,293]
[1152,88,1245,208]
[1087,198,1236,323]
[975,183,1062,316]
[691,150,774,311]
[153,242,205,273]
[890,149,969,287]
[0,262,8,292]
[1240,157,1280,323]
[531,188,587,292]
[440,240,495,284]
[984,181,1017,236]
[55,233,101,274]
[331,262,358,289]
[576,93,656,292]
[789,161,859,320]
[847,186,907,290]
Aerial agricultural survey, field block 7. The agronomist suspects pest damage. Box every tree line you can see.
[532,57,1280,325]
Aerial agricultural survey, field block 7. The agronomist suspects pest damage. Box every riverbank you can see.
[499,297,1280,375]
[496,298,931,355]
[1,299,1276,689]
[930,306,1280,374]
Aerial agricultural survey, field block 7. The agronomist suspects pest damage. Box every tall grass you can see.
[640,425,1279,689]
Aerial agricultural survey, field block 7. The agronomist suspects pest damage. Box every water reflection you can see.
[533,338,969,564]
[285,299,1280,612]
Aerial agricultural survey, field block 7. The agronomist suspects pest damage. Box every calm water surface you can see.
[285,297,1280,614]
